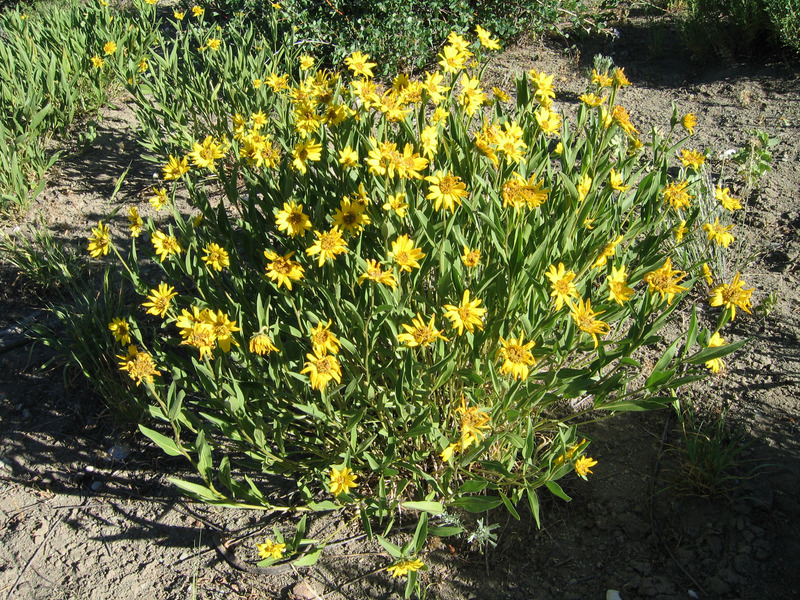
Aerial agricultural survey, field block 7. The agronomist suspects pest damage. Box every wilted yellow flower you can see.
[142,283,177,318]
[264,250,304,290]
[329,466,357,496]
[709,273,753,320]
[390,235,425,272]
[148,186,169,210]
[591,69,613,87]
[386,558,425,578]
[612,67,631,87]
[398,313,448,347]
[705,332,726,373]
[703,218,735,248]
[674,220,688,243]
[127,206,143,237]
[249,331,278,355]
[117,345,161,386]
[455,395,491,446]
[577,173,592,203]
[714,186,742,211]
[502,172,549,209]
[108,317,131,344]
[256,539,286,560]
[575,456,598,477]
[662,180,691,210]
[702,263,714,285]
[644,257,688,304]
[87,221,111,258]
[443,290,487,335]
[682,113,697,135]
[680,149,706,170]
[611,105,638,136]
[592,235,624,269]
[570,298,609,348]
[545,263,578,310]
[497,333,536,380]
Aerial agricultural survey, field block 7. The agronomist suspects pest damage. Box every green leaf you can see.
[684,338,748,365]
[401,501,444,514]
[139,425,183,456]
[451,495,502,513]
[377,535,403,558]
[294,546,324,566]
[428,526,463,537]
[545,480,572,502]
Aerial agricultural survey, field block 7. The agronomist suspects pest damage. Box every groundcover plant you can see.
[75,4,749,594]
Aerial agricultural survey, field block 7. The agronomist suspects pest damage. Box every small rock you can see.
[90,481,103,491]
[108,444,131,461]
[705,576,730,595]
[291,579,320,600]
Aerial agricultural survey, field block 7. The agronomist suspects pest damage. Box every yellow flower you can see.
[423,71,449,104]
[492,86,510,102]
[545,263,578,310]
[306,226,348,266]
[173,10,185,20]
[103,41,117,55]
[591,69,613,87]
[607,265,634,305]
[643,257,688,304]
[291,138,322,174]
[502,173,550,209]
[264,250,304,290]
[443,290,487,335]
[188,135,226,171]
[386,558,425,578]
[382,193,409,218]
[201,242,230,271]
[535,106,562,136]
[117,345,161,386]
[299,55,314,70]
[249,331,278,355]
[682,113,697,135]
[715,186,742,211]
[608,169,630,192]
[704,332,726,373]
[674,220,688,243]
[148,186,169,210]
[680,149,706,170]
[703,218,735,248]
[256,539,286,560]
[90,55,104,69]
[191,5,204,17]
[87,221,111,258]
[709,273,753,320]
[203,309,240,352]
[425,171,468,212]
[458,73,487,116]
[275,201,312,237]
[338,145,359,168]
[702,263,714,285]
[455,395,490,446]
[575,456,598,477]
[127,206,143,237]
[138,57,148,72]
[440,443,458,462]
[309,320,340,355]
[662,180,691,210]
[358,259,397,288]
[611,105,638,136]
[333,197,371,234]
[612,67,631,87]
[461,246,480,268]
[301,350,342,390]
[344,51,376,78]
[475,24,501,50]
[265,72,289,92]
[108,317,132,344]
[389,235,425,272]
[592,235,624,269]
[577,173,592,203]
[162,155,189,180]
[329,466,357,496]
[529,68,555,106]
[579,93,606,107]
[570,298,609,348]
[206,38,222,51]
[497,333,536,380]
[151,230,183,262]
[397,313,449,347]
[142,283,177,318]
[438,44,467,73]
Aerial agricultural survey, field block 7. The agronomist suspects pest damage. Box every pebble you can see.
[108,444,131,461]
[90,481,103,491]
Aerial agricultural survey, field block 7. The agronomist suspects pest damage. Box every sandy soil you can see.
[2,9,800,600]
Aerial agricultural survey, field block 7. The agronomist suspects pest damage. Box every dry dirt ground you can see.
[2,10,800,600]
